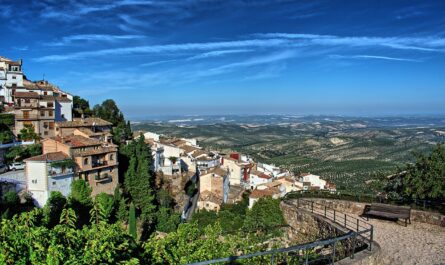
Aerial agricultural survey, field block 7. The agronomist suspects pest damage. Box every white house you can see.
[25,152,75,207]
[249,170,273,189]
[299,173,327,190]
[0,56,24,104]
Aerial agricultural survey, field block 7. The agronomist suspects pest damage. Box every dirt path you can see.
[363,217,445,265]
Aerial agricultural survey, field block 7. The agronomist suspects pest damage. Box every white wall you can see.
[26,162,49,207]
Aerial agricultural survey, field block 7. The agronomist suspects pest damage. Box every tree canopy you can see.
[386,143,445,201]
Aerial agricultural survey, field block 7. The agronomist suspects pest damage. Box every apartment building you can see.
[41,134,118,196]
[0,56,24,105]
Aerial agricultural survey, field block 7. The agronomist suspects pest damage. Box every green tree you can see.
[69,179,93,227]
[123,136,156,222]
[42,191,67,228]
[5,144,42,164]
[59,208,77,228]
[95,193,115,223]
[386,143,445,201]
[73,95,91,118]
[18,124,39,141]
[155,207,180,233]
[92,99,132,143]
[243,197,285,234]
[129,202,137,240]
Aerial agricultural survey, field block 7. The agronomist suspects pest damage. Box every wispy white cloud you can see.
[34,39,289,62]
[186,49,253,60]
[45,34,145,46]
[197,50,297,77]
[330,54,421,62]
[254,33,445,52]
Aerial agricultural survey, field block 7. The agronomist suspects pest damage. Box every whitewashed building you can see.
[25,152,75,207]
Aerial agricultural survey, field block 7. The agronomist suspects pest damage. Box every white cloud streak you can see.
[34,39,289,62]
[254,33,445,52]
[330,54,421,62]
[35,32,445,62]
[45,34,146,46]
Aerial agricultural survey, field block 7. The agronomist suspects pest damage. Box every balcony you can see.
[15,114,39,120]
[92,160,109,168]
[48,167,74,177]
[93,173,112,183]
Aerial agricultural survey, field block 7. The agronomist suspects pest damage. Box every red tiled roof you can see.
[251,170,272,179]
[25,151,70,162]
[53,135,101,147]
[249,187,281,199]
[14,92,39,98]
[56,118,112,128]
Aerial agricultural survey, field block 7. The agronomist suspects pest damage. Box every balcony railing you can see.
[48,167,74,177]
[15,114,39,120]
[92,161,108,168]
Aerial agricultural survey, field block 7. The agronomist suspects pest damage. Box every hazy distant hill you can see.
[132,115,445,193]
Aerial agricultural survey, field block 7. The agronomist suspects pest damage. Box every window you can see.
[25,99,30,103]
[44,131,48,136]
[49,122,54,129]
[52,181,56,185]
[44,92,47,95]
[84,158,88,165]
[12,76,16,79]
[40,111,45,117]
[47,102,53,108]
[48,110,53,117]
[109,154,114,161]
[32,179,37,184]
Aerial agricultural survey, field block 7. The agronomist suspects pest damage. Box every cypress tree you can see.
[129,202,137,240]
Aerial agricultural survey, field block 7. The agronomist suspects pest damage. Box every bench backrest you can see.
[370,203,411,216]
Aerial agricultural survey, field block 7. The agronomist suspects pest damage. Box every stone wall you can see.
[281,200,387,265]
[302,198,445,227]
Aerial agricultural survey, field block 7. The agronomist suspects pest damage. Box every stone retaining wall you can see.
[302,198,445,226]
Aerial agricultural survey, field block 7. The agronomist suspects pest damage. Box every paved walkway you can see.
[360,216,445,265]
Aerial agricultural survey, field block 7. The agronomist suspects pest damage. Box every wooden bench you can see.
[364,203,411,226]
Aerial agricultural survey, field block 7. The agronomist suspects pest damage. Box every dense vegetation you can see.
[385,143,445,202]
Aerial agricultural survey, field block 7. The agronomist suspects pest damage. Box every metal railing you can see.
[187,198,373,265]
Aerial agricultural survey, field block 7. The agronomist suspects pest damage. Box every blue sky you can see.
[1,0,445,118]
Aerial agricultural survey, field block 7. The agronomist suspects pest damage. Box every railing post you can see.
[344,213,347,227]
[333,209,336,222]
[324,205,327,217]
[351,233,356,259]
[311,201,314,213]
[369,226,373,251]
[331,242,336,265]
[356,219,359,232]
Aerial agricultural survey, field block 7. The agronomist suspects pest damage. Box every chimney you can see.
[18,59,23,66]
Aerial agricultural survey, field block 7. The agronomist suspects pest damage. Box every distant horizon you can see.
[127,113,445,122]
[2,0,445,116]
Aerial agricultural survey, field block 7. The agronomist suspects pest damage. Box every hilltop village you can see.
[0,56,335,212]
[134,131,336,215]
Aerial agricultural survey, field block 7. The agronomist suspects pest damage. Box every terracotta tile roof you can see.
[171,139,187,147]
[202,167,228,177]
[249,187,281,199]
[0,56,13,62]
[181,145,200,154]
[199,190,223,205]
[251,170,272,179]
[56,118,112,128]
[73,146,117,157]
[25,151,70,162]
[55,96,72,102]
[40,95,56,101]
[74,128,103,136]
[53,135,101,147]
[14,92,39,98]
[191,149,207,158]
